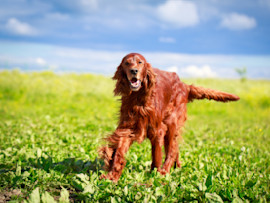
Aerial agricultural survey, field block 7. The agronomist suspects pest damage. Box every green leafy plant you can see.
[0,71,269,202]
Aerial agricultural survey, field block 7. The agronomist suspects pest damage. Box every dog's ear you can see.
[112,64,122,81]
[143,63,156,93]
[113,64,129,96]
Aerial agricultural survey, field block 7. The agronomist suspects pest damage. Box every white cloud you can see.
[179,65,217,78]
[220,13,256,30]
[6,18,37,36]
[1,41,270,78]
[78,0,98,11]
[159,37,176,43]
[157,0,199,28]
[44,12,70,21]
[36,57,46,66]
[195,1,219,21]
[166,66,179,73]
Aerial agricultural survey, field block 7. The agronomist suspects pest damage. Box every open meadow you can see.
[0,70,269,202]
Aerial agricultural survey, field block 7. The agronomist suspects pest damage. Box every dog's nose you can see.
[130,68,138,75]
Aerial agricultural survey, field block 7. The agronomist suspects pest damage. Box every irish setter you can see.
[99,53,239,182]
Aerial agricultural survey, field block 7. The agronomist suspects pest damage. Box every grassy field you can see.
[0,70,269,202]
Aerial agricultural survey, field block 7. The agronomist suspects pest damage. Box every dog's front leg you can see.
[100,136,132,182]
[148,123,166,171]
[150,137,163,171]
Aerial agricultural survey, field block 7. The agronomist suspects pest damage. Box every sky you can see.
[0,0,270,78]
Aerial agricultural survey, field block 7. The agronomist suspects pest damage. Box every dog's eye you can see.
[138,61,142,64]
[125,62,130,66]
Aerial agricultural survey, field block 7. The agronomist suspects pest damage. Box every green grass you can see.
[0,70,269,202]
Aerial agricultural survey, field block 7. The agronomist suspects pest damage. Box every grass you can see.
[0,70,269,202]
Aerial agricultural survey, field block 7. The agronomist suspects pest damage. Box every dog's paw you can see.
[99,174,107,180]
[158,168,168,175]
[175,160,182,168]
[99,172,120,183]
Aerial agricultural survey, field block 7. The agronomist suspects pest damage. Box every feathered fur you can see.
[188,85,240,102]
[99,53,239,182]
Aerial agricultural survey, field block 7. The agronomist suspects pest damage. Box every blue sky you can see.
[0,0,270,78]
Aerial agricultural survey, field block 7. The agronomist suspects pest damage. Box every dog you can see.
[99,53,239,182]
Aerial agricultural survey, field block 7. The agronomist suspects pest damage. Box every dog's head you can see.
[113,53,156,96]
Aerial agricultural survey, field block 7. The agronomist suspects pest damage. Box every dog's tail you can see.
[188,84,240,102]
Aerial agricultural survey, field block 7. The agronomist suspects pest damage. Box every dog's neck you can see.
[123,85,154,105]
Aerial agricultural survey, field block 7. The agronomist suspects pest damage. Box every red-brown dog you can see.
[99,53,239,182]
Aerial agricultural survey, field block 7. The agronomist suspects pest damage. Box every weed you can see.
[0,71,269,202]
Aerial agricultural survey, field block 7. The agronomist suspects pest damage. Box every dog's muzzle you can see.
[129,77,141,91]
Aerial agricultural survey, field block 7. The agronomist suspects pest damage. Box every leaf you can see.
[191,175,198,181]
[72,173,90,191]
[135,192,142,200]
[222,169,228,180]
[59,187,69,203]
[132,154,137,161]
[72,179,85,191]
[206,174,213,188]
[205,193,223,203]
[155,187,163,196]
[41,191,56,203]
[169,182,177,194]
[232,189,244,203]
[198,183,207,192]
[232,197,244,203]
[28,188,40,203]
[16,161,21,176]
[245,179,257,188]
[233,189,239,198]
[153,179,162,187]
[37,148,42,158]
[22,171,30,178]
[123,186,128,196]
[111,197,117,203]
[76,173,89,184]
[83,184,95,194]
[157,195,163,203]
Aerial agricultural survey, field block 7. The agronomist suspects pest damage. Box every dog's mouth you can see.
[129,77,141,91]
